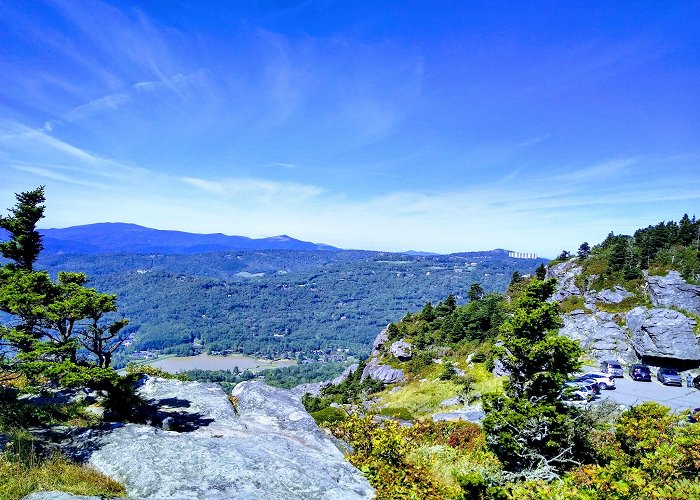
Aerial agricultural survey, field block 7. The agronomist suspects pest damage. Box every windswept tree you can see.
[0,187,128,388]
[577,242,590,259]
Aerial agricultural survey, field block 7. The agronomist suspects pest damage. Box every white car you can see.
[561,382,592,401]
[574,372,616,390]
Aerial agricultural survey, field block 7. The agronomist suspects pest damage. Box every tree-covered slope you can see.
[35,250,545,361]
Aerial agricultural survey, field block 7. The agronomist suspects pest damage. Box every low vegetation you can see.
[305,277,700,498]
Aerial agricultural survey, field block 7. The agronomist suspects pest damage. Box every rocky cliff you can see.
[26,377,374,500]
[547,259,700,366]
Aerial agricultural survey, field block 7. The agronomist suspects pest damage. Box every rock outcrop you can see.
[359,328,406,384]
[390,340,413,361]
[627,307,700,361]
[361,359,405,384]
[546,259,582,302]
[594,286,633,305]
[559,310,637,363]
[371,326,389,355]
[646,271,700,315]
[28,377,373,500]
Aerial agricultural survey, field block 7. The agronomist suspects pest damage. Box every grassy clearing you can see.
[595,295,645,313]
[377,379,462,417]
[559,295,588,314]
[0,430,125,500]
[0,454,126,500]
[376,363,503,417]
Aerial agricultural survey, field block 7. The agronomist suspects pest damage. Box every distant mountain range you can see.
[38,223,338,254]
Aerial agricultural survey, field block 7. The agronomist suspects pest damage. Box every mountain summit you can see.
[38,223,338,254]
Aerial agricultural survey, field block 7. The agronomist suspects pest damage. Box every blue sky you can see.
[1,1,699,256]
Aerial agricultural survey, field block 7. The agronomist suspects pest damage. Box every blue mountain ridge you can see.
[38,223,339,254]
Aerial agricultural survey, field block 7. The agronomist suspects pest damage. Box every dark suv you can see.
[629,364,651,381]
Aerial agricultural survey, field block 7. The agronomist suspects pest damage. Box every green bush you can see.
[310,406,348,426]
[378,406,414,421]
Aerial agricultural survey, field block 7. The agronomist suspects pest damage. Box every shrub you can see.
[310,406,347,426]
[125,363,189,381]
[378,406,414,421]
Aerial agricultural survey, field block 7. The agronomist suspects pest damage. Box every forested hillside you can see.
[36,249,544,362]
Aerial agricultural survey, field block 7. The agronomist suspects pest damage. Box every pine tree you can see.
[482,278,586,480]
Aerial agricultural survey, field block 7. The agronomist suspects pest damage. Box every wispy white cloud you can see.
[64,92,131,122]
[180,176,324,203]
[517,134,551,147]
[551,158,636,184]
[3,128,698,257]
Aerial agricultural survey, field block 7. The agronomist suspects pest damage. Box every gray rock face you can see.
[372,326,389,355]
[560,310,637,363]
[289,381,325,399]
[627,307,700,361]
[646,271,700,315]
[546,259,582,302]
[390,340,413,361]
[45,377,373,500]
[332,363,359,385]
[492,358,510,377]
[595,286,633,304]
[361,359,405,384]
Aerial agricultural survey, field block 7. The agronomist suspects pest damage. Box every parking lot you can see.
[590,374,700,413]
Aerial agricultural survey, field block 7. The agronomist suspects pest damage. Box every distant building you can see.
[508,251,537,259]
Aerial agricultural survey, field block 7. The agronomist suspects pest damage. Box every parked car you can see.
[628,364,652,381]
[574,372,615,390]
[571,380,600,397]
[693,375,700,390]
[657,368,683,386]
[561,382,592,401]
[601,360,624,378]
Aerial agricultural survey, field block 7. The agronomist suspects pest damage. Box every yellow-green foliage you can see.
[377,379,462,417]
[0,430,125,500]
[0,455,126,500]
[332,414,451,498]
[595,294,649,314]
[469,364,504,395]
[376,362,502,418]
[126,363,189,381]
[559,295,588,313]
[408,445,502,497]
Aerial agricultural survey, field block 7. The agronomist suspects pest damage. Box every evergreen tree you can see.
[577,242,590,259]
[482,278,586,480]
[535,263,547,280]
[510,271,522,285]
[0,188,128,387]
[468,283,484,302]
[0,186,45,271]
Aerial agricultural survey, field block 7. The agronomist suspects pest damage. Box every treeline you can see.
[386,284,506,351]
[558,214,700,287]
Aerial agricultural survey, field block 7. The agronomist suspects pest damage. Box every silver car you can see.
[657,368,682,386]
[601,360,624,378]
[574,372,616,390]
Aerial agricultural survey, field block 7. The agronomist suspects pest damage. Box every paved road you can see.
[593,376,700,413]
